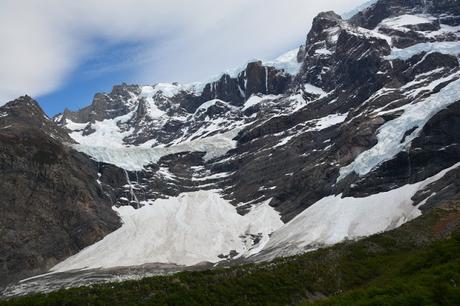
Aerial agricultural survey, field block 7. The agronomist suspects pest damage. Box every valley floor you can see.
[2,200,459,306]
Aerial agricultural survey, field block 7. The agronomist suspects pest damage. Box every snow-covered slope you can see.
[3,0,460,295]
[52,190,282,271]
[51,0,460,268]
[55,0,460,256]
[258,162,460,260]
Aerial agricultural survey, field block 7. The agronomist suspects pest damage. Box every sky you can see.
[0,0,371,115]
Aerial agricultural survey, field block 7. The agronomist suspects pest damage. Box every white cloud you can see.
[0,0,368,105]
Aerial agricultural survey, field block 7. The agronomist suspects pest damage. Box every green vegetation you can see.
[2,204,459,306]
[308,235,460,306]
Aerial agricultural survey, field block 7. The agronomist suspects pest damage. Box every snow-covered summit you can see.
[3,0,460,294]
[54,0,460,257]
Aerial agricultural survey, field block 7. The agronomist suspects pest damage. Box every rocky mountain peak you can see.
[1,96,73,143]
[350,0,460,29]
[302,11,344,52]
[2,95,45,118]
[58,83,141,124]
[350,0,420,29]
[3,0,460,296]
[308,11,343,38]
[0,97,120,287]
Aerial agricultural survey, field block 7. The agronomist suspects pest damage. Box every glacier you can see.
[260,162,460,259]
[386,41,460,61]
[51,190,283,271]
[338,76,460,181]
[72,128,240,171]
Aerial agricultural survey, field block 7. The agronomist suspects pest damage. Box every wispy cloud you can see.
[0,0,367,105]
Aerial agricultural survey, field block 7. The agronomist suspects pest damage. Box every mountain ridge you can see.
[1,0,460,296]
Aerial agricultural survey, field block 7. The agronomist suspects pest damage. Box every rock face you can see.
[2,0,460,295]
[60,84,142,123]
[0,97,121,287]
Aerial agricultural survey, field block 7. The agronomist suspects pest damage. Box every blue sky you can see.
[36,40,300,116]
[0,0,368,116]
[35,42,144,115]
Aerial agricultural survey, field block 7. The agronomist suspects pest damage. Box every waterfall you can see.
[135,171,146,202]
[422,0,428,13]
[96,162,102,187]
[237,83,245,98]
[265,66,269,94]
[124,169,140,209]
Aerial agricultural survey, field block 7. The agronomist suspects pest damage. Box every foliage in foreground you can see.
[2,205,460,306]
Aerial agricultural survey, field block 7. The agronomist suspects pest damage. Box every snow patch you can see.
[67,110,134,148]
[263,48,302,75]
[338,77,460,181]
[73,129,239,171]
[242,94,281,111]
[139,86,167,119]
[190,48,301,95]
[378,14,437,31]
[193,99,237,115]
[261,162,460,258]
[308,113,348,131]
[314,48,332,55]
[52,190,283,271]
[273,134,297,148]
[141,83,184,99]
[303,83,327,98]
[386,41,460,61]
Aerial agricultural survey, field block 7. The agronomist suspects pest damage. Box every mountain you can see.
[1,0,460,297]
[0,97,120,287]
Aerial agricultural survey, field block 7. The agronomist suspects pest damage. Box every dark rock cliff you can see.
[2,0,460,292]
[0,97,121,287]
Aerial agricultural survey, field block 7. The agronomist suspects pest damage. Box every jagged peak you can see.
[347,0,457,29]
[110,83,142,97]
[0,95,75,143]
[3,1,460,295]
[307,11,344,43]
[1,95,46,118]
[316,10,343,21]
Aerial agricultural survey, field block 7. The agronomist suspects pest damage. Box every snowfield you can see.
[51,5,460,276]
[187,47,301,95]
[259,162,460,259]
[72,127,239,171]
[263,48,302,75]
[52,190,283,271]
[338,76,460,181]
[378,14,437,32]
[386,41,460,61]
[62,47,309,172]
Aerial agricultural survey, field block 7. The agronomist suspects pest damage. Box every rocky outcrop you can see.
[48,0,460,225]
[343,100,460,199]
[3,0,460,294]
[350,0,426,29]
[351,0,460,29]
[0,97,121,287]
[59,84,141,123]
